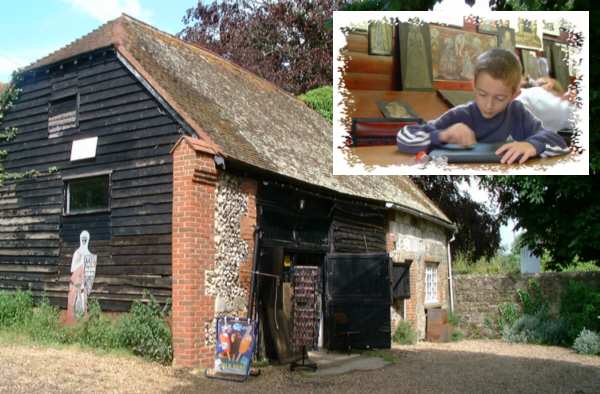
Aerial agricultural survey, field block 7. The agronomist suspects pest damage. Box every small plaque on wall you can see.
[70,137,98,161]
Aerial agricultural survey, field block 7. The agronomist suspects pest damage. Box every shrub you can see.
[560,281,600,344]
[504,311,568,346]
[504,313,542,344]
[448,311,461,327]
[393,320,417,345]
[0,289,33,328]
[117,294,172,364]
[572,329,600,355]
[497,302,520,335]
[298,86,333,123]
[451,330,464,342]
[26,297,66,344]
[77,299,124,349]
[517,279,547,316]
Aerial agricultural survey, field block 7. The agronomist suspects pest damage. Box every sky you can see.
[0,0,199,82]
[0,0,519,252]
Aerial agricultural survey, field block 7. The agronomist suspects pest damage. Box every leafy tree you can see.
[481,176,599,270]
[491,0,589,10]
[342,0,447,10]
[179,0,339,95]
[410,176,501,261]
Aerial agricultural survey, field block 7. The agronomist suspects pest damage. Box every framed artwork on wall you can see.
[543,39,554,76]
[497,27,516,54]
[429,24,497,85]
[551,42,571,90]
[542,19,561,36]
[368,20,394,56]
[521,49,542,80]
[515,18,543,51]
[398,21,433,91]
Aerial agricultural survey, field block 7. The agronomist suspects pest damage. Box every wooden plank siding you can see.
[342,30,398,91]
[0,51,181,311]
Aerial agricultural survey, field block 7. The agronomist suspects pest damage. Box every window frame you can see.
[425,262,439,304]
[63,171,112,216]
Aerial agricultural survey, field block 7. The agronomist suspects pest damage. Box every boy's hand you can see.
[496,141,537,164]
[440,123,477,146]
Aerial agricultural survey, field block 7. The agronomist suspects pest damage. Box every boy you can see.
[396,48,570,164]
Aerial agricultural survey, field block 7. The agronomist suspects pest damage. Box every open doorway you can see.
[255,247,324,363]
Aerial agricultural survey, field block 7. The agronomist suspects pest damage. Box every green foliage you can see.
[0,289,34,328]
[517,279,546,316]
[503,311,568,346]
[452,252,519,275]
[411,177,502,262]
[393,320,417,345]
[572,329,600,356]
[448,311,461,327]
[76,300,123,349]
[492,0,589,11]
[0,72,23,184]
[0,71,60,185]
[341,0,443,10]
[27,297,67,344]
[298,86,333,123]
[0,290,173,364]
[558,260,600,273]
[448,311,464,341]
[451,330,464,342]
[497,302,520,335]
[481,176,600,269]
[559,281,600,344]
[117,294,172,364]
[499,279,599,348]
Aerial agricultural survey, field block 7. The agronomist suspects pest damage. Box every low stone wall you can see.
[453,271,600,335]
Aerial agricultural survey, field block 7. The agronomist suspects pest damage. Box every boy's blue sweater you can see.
[396,100,570,158]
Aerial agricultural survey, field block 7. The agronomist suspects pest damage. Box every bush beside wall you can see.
[0,290,173,364]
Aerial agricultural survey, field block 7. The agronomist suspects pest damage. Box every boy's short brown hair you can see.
[474,48,522,93]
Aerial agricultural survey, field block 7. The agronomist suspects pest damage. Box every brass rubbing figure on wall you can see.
[399,21,433,91]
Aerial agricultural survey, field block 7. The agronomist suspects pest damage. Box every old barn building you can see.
[0,15,454,368]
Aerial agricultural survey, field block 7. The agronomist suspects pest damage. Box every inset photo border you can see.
[333,11,589,175]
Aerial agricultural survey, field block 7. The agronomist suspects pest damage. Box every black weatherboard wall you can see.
[0,48,184,311]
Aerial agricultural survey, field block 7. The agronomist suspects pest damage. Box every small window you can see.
[425,263,438,304]
[65,175,110,214]
[49,94,78,138]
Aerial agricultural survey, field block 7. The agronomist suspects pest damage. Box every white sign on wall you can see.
[70,137,98,161]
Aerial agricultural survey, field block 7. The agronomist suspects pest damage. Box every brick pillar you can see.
[171,137,219,369]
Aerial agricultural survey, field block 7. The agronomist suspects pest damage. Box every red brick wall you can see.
[172,138,218,368]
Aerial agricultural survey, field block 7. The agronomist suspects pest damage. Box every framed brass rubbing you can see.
[368,20,394,56]
[398,22,433,91]
[497,27,516,54]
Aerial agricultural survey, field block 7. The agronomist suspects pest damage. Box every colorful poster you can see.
[214,317,257,376]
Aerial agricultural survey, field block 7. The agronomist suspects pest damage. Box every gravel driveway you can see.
[1,340,598,394]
